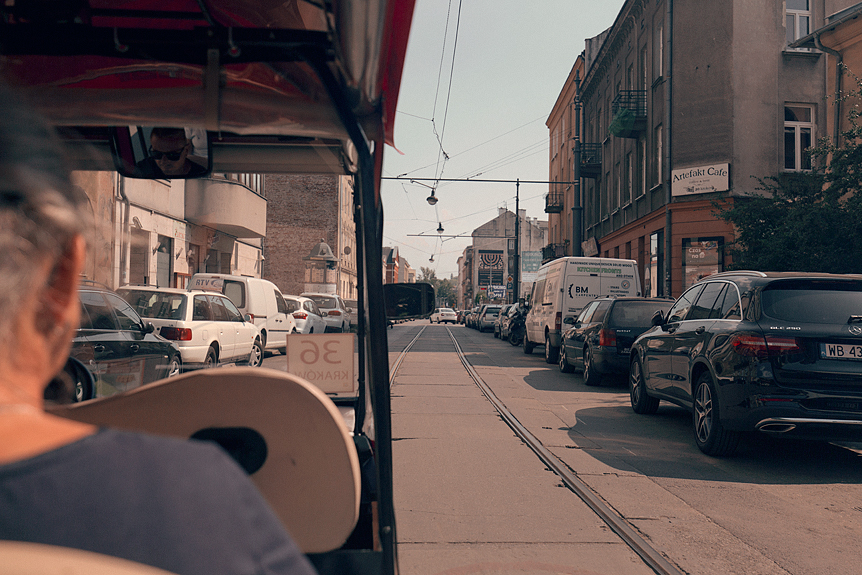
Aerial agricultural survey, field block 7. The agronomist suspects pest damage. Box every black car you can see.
[629,271,862,456]
[559,297,674,386]
[62,285,181,402]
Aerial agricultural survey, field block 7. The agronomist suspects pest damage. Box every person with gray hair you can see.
[0,88,317,575]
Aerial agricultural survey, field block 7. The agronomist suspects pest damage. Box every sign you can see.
[190,276,223,291]
[672,163,729,197]
[582,237,599,257]
[521,251,542,283]
[285,333,356,394]
[489,285,506,298]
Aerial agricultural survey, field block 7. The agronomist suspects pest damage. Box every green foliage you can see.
[417,267,456,308]
[716,71,862,273]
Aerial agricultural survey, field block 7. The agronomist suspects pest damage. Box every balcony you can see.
[544,190,564,213]
[541,243,567,263]
[579,143,602,178]
[610,90,647,138]
[185,178,267,238]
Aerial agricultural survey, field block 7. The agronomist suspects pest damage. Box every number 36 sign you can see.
[285,333,356,394]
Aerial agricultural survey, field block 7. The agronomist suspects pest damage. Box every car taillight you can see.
[160,327,192,341]
[328,310,342,317]
[598,328,617,347]
[554,312,562,331]
[731,334,801,358]
[293,312,308,320]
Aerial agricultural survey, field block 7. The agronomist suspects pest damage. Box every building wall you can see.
[561,0,843,298]
[263,174,356,298]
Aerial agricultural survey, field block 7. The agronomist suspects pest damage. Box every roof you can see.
[0,0,416,174]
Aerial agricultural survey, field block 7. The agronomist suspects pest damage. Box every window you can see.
[614,162,621,210]
[666,285,704,323]
[653,21,663,80]
[640,46,648,90]
[786,0,810,47]
[654,125,663,185]
[638,138,646,197]
[625,152,633,204]
[785,105,813,171]
[682,237,724,288]
[646,230,663,297]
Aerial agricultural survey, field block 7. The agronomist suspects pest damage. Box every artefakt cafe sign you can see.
[671,163,729,197]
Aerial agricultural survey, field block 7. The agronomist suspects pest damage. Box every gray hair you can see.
[0,86,87,345]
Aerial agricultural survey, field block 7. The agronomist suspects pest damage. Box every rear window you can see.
[608,301,672,327]
[761,280,862,323]
[283,299,300,313]
[308,295,336,308]
[222,280,246,308]
[120,290,186,320]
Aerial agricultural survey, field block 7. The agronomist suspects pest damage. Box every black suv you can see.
[559,297,673,385]
[59,284,181,402]
[629,271,862,456]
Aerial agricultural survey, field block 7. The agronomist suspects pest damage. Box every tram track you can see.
[388,324,684,575]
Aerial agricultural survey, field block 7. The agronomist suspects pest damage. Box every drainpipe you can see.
[117,173,130,288]
[664,0,673,297]
[813,34,842,147]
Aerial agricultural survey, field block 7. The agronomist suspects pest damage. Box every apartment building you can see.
[548,0,853,297]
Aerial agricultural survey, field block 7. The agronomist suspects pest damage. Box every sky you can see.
[380,0,626,279]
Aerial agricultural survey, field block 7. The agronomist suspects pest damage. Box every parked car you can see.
[629,271,862,456]
[559,297,674,385]
[493,304,513,338]
[467,306,482,329]
[118,286,264,370]
[68,284,181,401]
[283,295,328,334]
[190,273,296,354]
[430,308,458,324]
[301,292,352,332]
[477,305,502,333]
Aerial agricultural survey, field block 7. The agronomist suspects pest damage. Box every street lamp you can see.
[437,222,444,233]
[427,192,438,205]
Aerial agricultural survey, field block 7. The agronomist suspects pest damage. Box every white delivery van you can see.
[524,257,641,363]
[190,273,297,354]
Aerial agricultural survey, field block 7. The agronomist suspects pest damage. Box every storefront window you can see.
[683,237,724,288]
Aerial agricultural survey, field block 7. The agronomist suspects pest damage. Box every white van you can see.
[524,257,641,363]
[190,273,297,354]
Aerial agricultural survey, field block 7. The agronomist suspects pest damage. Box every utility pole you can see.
[513,179,520,302]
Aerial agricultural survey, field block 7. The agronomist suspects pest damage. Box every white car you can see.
[429,308,458,324]
[118,286,264,370]
[283,295,328,334]
[301,293,352,333]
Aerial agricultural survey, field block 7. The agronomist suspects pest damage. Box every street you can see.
[385,321,862,575]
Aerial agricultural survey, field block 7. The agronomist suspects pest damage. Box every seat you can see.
[0,541,178,574]
[47,367,361,554]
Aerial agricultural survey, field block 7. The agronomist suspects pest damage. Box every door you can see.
[643,284,704,398]
[668,282,725,401]
[207,294,237,361]
[222,295,256,359]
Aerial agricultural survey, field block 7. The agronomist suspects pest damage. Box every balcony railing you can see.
[579,143,602,178]
[610,90,647,138]
[541,243,567,263]
[544,190,564,213]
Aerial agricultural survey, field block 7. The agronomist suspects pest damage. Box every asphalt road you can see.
[389,320,862,575]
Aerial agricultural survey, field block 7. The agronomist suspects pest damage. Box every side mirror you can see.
[651,310,666,327]
[244,313,253,323]
[384,282,435,320]
[563,316,576,325]
[143,322,156,334]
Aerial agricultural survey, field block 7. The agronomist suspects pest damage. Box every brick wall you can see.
[263,174,339,296]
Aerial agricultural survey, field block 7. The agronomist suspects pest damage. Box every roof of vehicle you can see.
[0,0,416,174]
[691,271,862,292]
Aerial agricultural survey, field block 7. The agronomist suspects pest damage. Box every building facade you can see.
[549,0,853,298]
[263,174,357,299]
[74,171,266,291]
[458,208,546,308]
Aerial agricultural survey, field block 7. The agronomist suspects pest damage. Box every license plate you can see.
[820,343,862,360]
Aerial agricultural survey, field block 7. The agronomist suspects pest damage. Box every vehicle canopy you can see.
[1,2,419,574]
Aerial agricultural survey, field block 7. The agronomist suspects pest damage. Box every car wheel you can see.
[523,333,534,354]
[559,345,575,373]
[583,347,602,386]
[68,359,95,402]
[544,335,559,364]
[693,372,741,456]
[166,354,182,378]
[247,338,264,368]
[629,356,659,414]
[204,347,217,368]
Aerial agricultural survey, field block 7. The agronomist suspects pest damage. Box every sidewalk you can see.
[390,328,655,575]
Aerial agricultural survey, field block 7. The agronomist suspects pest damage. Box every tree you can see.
[416,267,456,308]
[716,73,862,273]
